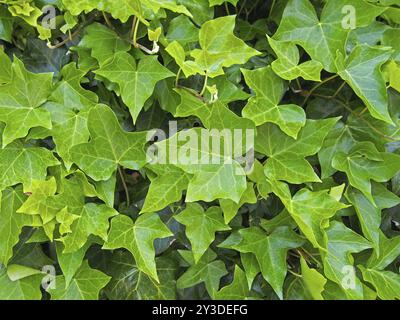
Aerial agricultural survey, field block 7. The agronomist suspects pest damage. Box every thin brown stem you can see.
[301,74,339,106]
[335,99,398,142]
[102,12,114,30]
[47,28,81,49]
[118,166,130,207]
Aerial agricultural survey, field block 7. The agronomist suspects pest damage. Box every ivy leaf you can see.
[267,36,323,82]
[300,256,327,300]
[141,165,190,214]
[166,41,205,78]
[70,104,150,181]
[318,121,357,179]
[178,0,213,25]
[0,187,29,265]
[219,182,257,224]
[220,226,304,299]
[332,142,400,204]
[360,267,400,300]
[274,0,386,72]
[98,251,178,300]
[142,0,192,17]
[103,213,172,282]
[209,0,239,7]
[175,203,230,263]
[44,63,98,169]
[48,260,111,300]
[242,66,306,138]
[190,15,260,77]
[79,23,131,66]
[177,250,227,296]
[346,184,400,253]
[0,142,59,191]
[55,242,91,287]
[240,253,260,289]
[336,45,393,124]
[61,203,118,253]
[0,5,13,42]
[322,221,371,300]
[0,265,42,300]
[212,266,249,300]
[367,233,400,270]
[166,15,199,49]
[0,49,11,83]
[154,127,247,203]
[0,56,53,146]
[7,1,42,27]
[62,0,146,24]
[174,88,255,133]
[256,118,339,184]
[271,180,348,248]
[96,52,174,123]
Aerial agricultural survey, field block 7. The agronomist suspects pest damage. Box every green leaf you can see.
[48,260,111,300]
[0,5,13,42]
[62,0,146,24]
[267,36,323,82]
[332,142,400,204]
[71,104,150,181]
[78,23,131,66]
[0,187,29,265]
[300,256,327,300]
[336,45,394,124]
[367,233,400,270]
[242,66,306,138]
[154,128,248,203]
[55,242,90,287]
[103,213,172,281]
[0,142,59,191]
[256,118,339,184]
[190,15,260,77]
[45,63,98,169]
[100,251,178,300]
[318,121,357,179]
[360,267,400,300]
[219,182,257,224]
[274,0,386,72]
[220,226,304,299]
[141,165,190,214]
[177,250,227,296]
[96,52,174,122]
[271,180,348,248]
[0,56,53,146]
[322,221,371,300]
[175,203,230,262]
[212,266,249,300]
[61,203,118,253]
[0,265,42,300]
[346,184,400,253]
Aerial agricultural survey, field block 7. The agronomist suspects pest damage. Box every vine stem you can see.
[335,99,398,142]
[130,16,159,55]
[200,74,209,96]
[47,28,80,49]
[175,68,182,87]
[102,12,114,30]
[118,166,130,207]
[288,269,302,278]
[132,16,140,47]
[47,13,99,49]
[301,74,339,106]
[225,2,230,15]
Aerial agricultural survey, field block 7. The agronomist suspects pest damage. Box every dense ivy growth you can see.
[0,0,400,300]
